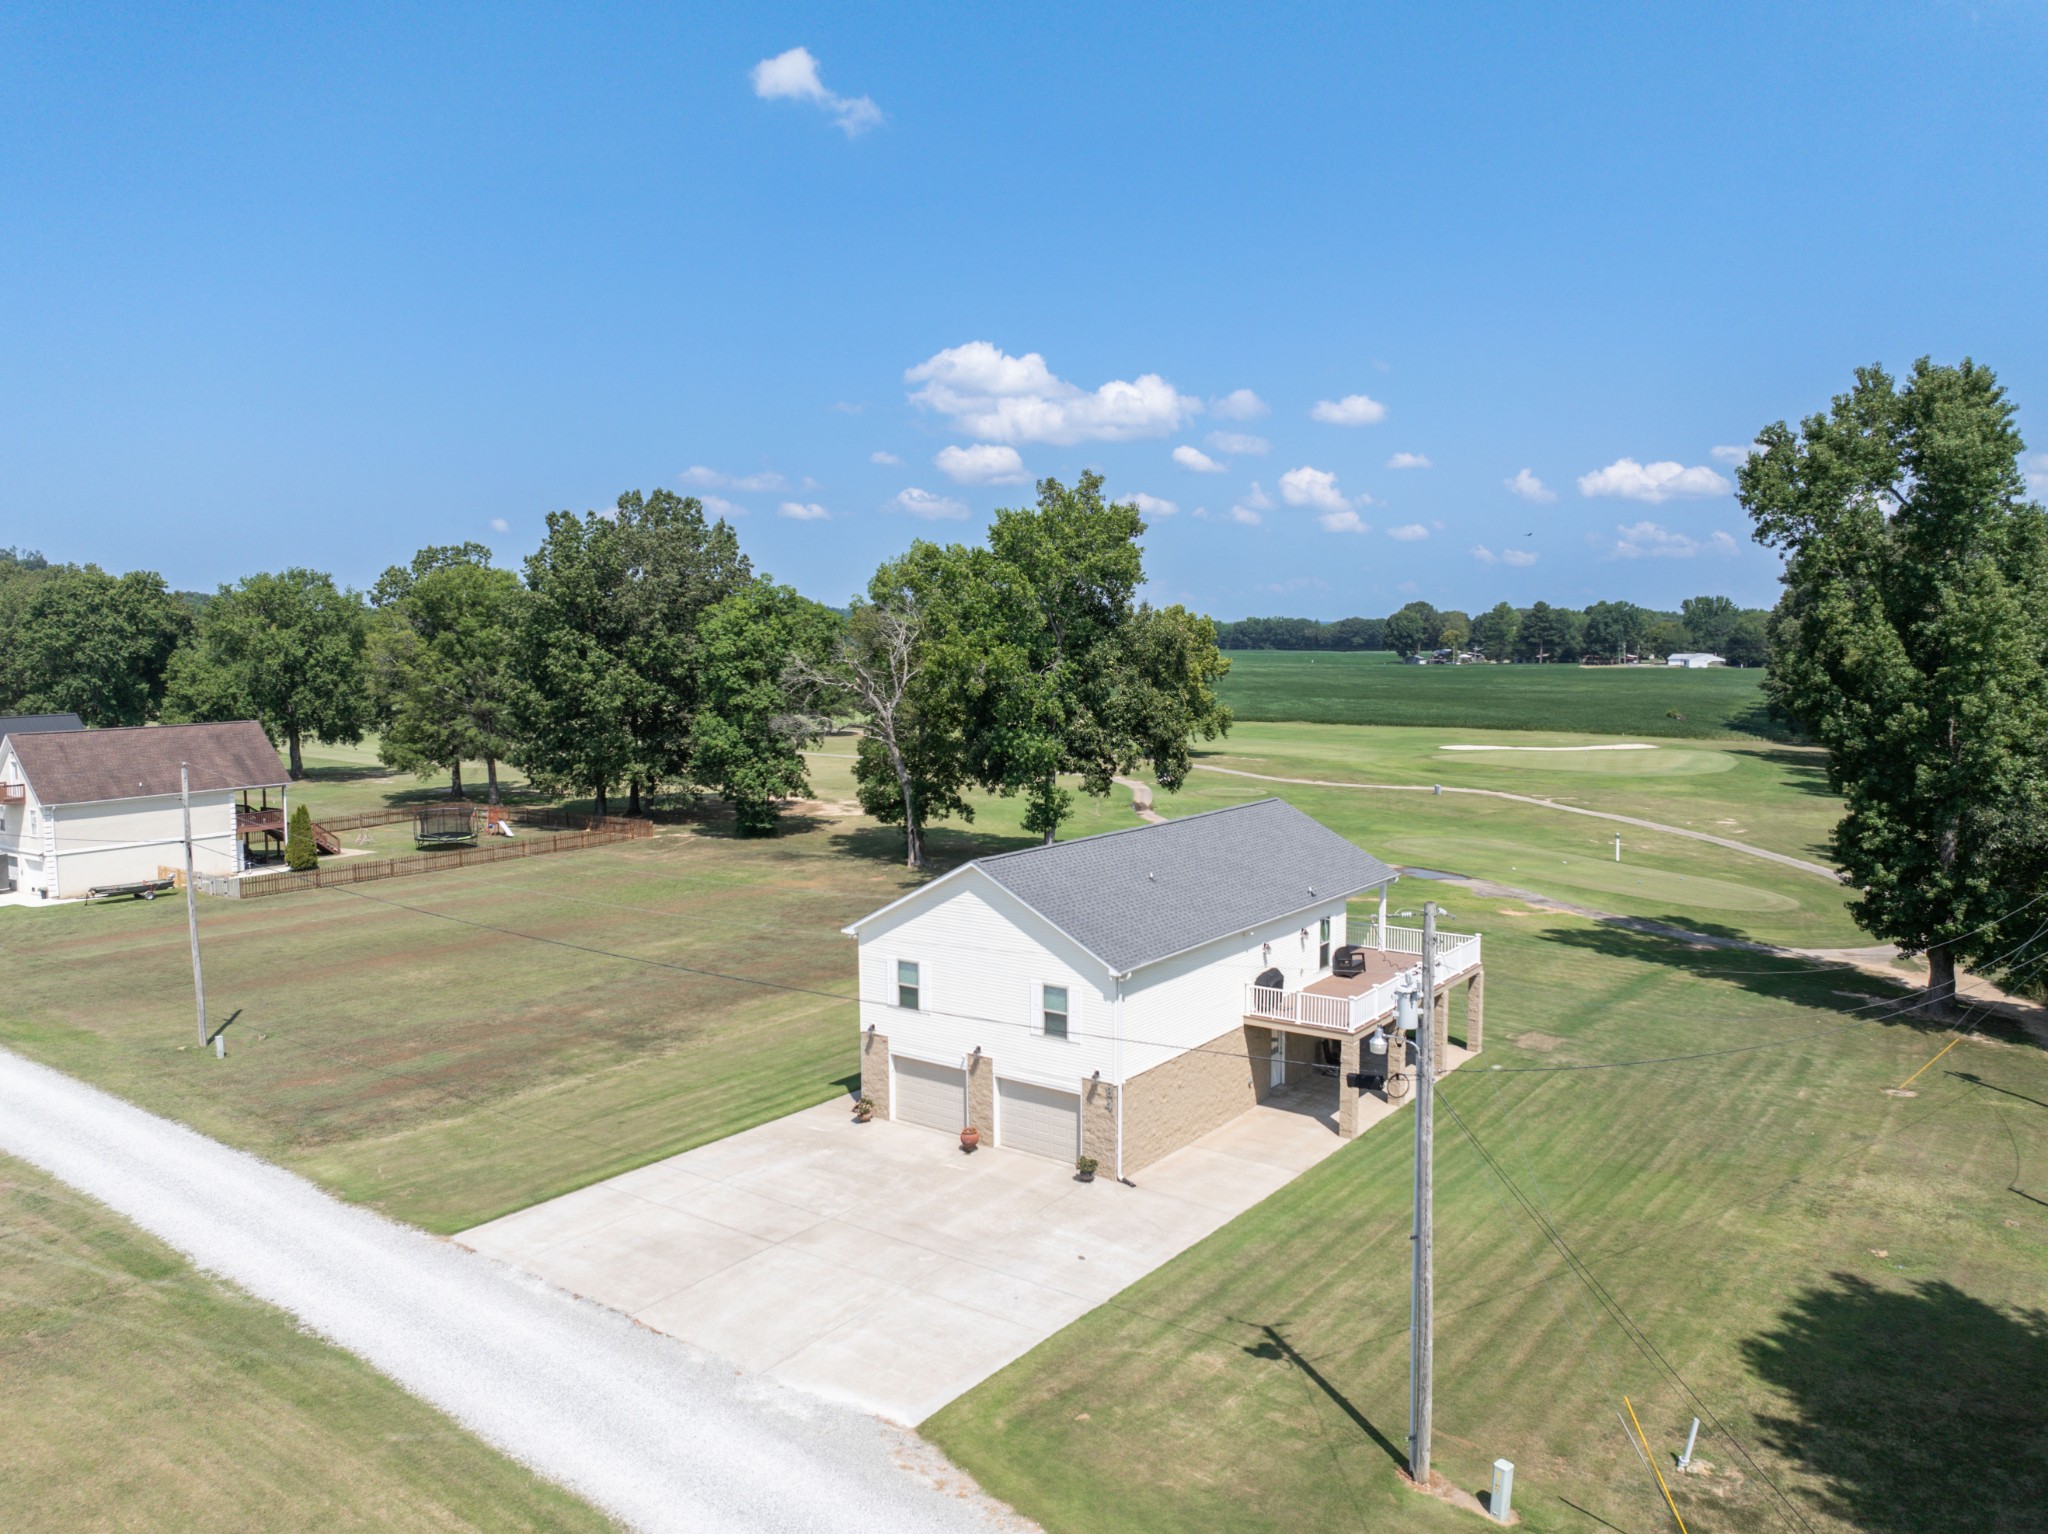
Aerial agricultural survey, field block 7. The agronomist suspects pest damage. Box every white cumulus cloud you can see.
[1386,523,1429,541]
[1279,465,1354,512]
[1228,504,1263,526]
[1387,452,1432,470]
[2028,453,2048,495]
[750,46,882,137]
[777,502,830,521]
[1505,468,1557,503]
[682,465,788,492]
[869,450,902,466]
[489,517,509,533]
[1173,444,1226,473]
[1207,431,1270,455]
[1579,458,1733,503]
[1472,545,1539,566]
[887,487,970,520]
[1210,389,1269,421]
[933,443,1027,484]
[1310,394,1387,426]
[1242,481,1275,511]
[1711,442,1763,466]
[905,341,1198,445]
[1610,521,1742,559]
[1127,492,1179,518]
[701,495,747,520]
[1320,510,1370,534]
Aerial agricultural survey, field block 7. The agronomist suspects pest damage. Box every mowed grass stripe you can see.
[924,918,2048,1534]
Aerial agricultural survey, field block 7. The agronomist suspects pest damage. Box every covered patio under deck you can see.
[1242,920,1485,1141]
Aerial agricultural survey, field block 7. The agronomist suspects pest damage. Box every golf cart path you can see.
[1191,762,1842,881]
[0,1048,1028,1534]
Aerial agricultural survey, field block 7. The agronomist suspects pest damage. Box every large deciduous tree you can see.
[370,546,524,802]
[1471,601,1520,661]
[1581,599,1647,663]
[513,491,752,814]
[692,578,840,835]
[1383,600,1442,659]
[163,568,370,778]
[1741,358,2048,1009]
[965,475,1231,843]
[0,564,190,724]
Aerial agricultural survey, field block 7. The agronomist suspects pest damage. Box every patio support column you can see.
[1338,1033,1361,1137]
[1466,970,1484,1054]
[1377,885,1388,949]
[1433,988,1450,1077]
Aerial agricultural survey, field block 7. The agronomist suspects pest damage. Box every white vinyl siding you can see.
[997,1079,1080,1161]
[892,1056,965,1133]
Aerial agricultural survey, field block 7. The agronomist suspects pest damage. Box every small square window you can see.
[896,960,920,1011]
[1042,984,1069,1039]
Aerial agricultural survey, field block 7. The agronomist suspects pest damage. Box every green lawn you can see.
[0,1155,615,1533]
[1219,650,1778,739]
[0,744,1142,1234]
[1145,725,1862,951]
[925,915,2048,1534]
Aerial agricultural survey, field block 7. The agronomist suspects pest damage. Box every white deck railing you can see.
[1244,924,1481,1034]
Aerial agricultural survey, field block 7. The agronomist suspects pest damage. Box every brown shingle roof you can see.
[6,721,290,805]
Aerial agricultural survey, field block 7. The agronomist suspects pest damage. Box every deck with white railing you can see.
[1244,922,1481,1035]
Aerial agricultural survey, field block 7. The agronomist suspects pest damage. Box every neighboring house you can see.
[842,798,1484,1179]
[0,713,84,737]
[1666,651,1726,668]
[0,721,289,900]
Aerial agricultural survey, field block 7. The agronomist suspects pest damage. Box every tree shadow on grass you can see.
[1740,1273,2048,1534]
[1540,914,1930,1015]
[828,822,1047,875]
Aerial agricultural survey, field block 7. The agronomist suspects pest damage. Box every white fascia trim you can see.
[994,1065,1084,1096]
[839,862,983,937]
[844,864,1123,980]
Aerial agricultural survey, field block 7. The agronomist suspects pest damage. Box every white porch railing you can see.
[1244,924,1481,1034]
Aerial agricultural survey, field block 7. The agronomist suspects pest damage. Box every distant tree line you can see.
[0,475,1230,857]
[1217,596,1769,665]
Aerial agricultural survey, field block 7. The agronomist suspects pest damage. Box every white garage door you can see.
[997,1079,1081,1162]
[893,1056,966,1133]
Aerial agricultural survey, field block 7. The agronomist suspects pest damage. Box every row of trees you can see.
[1219,597,1769,664]
[0,476,1229,856]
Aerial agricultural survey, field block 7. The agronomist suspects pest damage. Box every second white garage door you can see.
[997,1078,1081,1161]
[893,1056,966,1133]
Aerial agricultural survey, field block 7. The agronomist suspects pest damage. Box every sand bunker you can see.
[1439,742,1658,752]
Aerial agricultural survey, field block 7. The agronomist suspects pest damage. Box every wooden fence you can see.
[216,814,653,898]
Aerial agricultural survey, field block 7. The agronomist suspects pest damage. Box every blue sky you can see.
[5,3,2046,619]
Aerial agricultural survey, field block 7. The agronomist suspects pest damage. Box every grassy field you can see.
[0,1154,614,1533]
[1219,650,1778,739]
[925,914,2048,1534]
[0,744,1142,1234]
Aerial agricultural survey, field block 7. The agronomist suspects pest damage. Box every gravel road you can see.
[0,1047,1019,1534]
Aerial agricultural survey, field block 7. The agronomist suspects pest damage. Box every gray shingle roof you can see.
[0,713,83,737]
[971,798,1396,975]
[7,720,289,805]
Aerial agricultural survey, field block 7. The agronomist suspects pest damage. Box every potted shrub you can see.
[1075,1155,1098,1183]
[853,1096,875,1123]
[960,1124,981,1153]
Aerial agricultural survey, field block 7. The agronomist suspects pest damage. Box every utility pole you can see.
[179,764,215,1057]
[1409,899,1437,1487]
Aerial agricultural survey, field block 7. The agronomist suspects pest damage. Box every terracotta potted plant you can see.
[1075,1155,1098,1183]
[960,1124,981,1153]
[853,1096,875,1123]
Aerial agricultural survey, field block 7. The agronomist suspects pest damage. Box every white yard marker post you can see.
[1679,1416,1700,1471]
[1489,1458,1515,1522]
[1409,900,1438,1488]
[1614,832,1622,863]
[179,764,215,1056]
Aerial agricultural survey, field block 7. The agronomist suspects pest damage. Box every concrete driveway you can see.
[459,1092,1355,1424]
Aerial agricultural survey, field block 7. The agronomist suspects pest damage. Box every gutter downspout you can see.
[1113,975,1127,1185]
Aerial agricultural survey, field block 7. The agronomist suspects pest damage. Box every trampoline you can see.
[414,804,478,848]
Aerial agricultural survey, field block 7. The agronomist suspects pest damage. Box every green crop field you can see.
[1217,650,1778,739]
[0,1156,613,1533]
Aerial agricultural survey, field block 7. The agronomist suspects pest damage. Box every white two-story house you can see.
[842,798,1484,1179]
[0,720,290,900]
